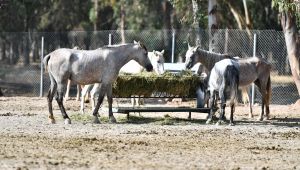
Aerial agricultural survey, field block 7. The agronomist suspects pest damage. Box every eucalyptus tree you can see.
[273,0,300,97]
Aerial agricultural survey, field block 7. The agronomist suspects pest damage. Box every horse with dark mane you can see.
[207,58,239,125]
[185,45,271,121]
[43,41,153,124]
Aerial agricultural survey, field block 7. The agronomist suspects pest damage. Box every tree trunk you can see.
[208,0,221,52]
[23,32,30,66]
[94,0,98,31]
[120,2,126,43]
[162,0,171,47]
[281,10,300,96]
[192,0,201,45]
[1,42,6,62]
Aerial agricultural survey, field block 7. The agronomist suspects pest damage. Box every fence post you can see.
[171,30,175,63]
[40,36,44,97]
[109,33,112,45]
[251,34,257,105]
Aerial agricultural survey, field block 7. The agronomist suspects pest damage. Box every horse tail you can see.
[224,65,239,105]
[42,54,51,72]
[266,75,271,105]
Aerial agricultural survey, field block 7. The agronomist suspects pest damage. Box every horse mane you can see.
[139,42,148,52]
[100,42,148,52]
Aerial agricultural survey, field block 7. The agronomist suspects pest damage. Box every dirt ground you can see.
[0,97,300,169]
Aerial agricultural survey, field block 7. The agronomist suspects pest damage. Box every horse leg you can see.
[91,84,101,115]
[265,76,271,120]
[56,82,71,124]
[216,89,226,125]
[92,84,108,124]
[64,79,71,101]
[76,84,81,101]
[206,91,215,124]
[255,79,268,121]
[229,104,235,126]
[47,74,57,124]
[244,87,253,118]
[80,85,91,114]
[139,96,144,105]
[107,84,116,123]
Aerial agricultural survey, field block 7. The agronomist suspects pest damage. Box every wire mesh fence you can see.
[0,29,298,105]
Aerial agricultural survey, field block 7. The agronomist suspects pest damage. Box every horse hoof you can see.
[263,116,269,121]
[93,117,100,124]
[257,117,263,121]
[216,120,225,126]
[49,118,56,124]
[248,115,253,119]
[64,118,71,124]
[206,119,212,124]
[109,116,117,124]
[229,122,235,126]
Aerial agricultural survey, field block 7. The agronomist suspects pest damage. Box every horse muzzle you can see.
[145,64,153,72]
[185,62,193,70]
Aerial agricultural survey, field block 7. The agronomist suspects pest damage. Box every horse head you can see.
[185,45,200,70]
[150,50,165,74]
[133,40,153,72]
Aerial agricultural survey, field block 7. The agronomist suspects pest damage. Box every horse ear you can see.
[161,50,164,54]
[133,40,138,44]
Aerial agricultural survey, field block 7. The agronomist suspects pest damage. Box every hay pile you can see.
[113,71,204,98]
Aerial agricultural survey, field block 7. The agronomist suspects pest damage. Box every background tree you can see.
[273,0,300,99]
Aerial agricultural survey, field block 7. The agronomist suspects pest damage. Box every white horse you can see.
[43,41,153,124]
[207,58,239,125]
[80,50,165,113]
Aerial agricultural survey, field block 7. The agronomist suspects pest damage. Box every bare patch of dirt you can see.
[0,97,300,169]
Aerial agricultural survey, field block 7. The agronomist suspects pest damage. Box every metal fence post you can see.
[251,34,257,105]
[109,33,112,45]
[40,36,44,97]
[171,30,175,63]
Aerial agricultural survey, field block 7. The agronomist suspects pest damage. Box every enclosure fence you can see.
[0,29,298,105]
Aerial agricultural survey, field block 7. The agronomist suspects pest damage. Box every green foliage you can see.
[0,0,287,32]
[272,0,300,27]
[89,7,97,24]
[169,0,207,29]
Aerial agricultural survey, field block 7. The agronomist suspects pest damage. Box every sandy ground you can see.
[0,97,300,169]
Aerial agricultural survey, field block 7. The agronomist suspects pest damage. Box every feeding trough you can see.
[112,71,209,119]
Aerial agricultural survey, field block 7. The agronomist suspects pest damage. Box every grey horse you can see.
[43,41,153,124]
[207,58,239,125]
[185,45,271,121]
[80,50,165,113]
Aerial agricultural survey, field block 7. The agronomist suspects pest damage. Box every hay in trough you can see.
[113,71,204,98]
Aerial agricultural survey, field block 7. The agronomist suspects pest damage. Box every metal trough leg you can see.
[188,112,191,120]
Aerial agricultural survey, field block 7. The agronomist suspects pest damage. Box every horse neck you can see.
[196,49,224,70]
[112,46,138,71]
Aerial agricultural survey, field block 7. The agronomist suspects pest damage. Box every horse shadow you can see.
[118,115,300,127]
[118,114,207,125]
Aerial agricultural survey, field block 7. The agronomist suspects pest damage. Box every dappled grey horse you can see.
[207,58,239,125]
[80,50,165,113]
[43,41,153,124]
[185,45,271,121]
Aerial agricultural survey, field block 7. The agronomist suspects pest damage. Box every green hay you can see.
[113,70,203,98]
